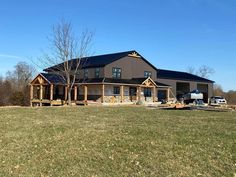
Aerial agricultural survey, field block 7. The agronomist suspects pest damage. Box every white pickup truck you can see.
[183,90,203,104]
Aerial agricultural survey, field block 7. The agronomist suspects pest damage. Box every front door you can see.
[129,87,137,102]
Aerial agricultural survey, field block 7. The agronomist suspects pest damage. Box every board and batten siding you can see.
[104,56,157,80]
[157,78,213,100]
[78,85,130,96]
[76,67,105,79]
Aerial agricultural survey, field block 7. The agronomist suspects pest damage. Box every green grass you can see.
[0,107,235,177]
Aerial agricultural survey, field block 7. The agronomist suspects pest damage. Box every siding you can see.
[157,78,213,99]
[104,56,157,80]
[78,85,130,96]
[77,67,105,79]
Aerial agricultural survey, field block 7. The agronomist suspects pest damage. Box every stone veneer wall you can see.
[103,96,132,103]
[143,97,156,102]
[103,96,157,103]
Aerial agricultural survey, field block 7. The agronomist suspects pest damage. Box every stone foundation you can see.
[103,96,157,103]
[123,96,132,103]
[76,93,158,104]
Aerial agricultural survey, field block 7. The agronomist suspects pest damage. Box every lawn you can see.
[0,106,235,177]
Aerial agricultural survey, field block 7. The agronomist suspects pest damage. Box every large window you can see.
[144,71,152,78]
[84,69,88,79]
[144,88,152,97]
[112,67,122,78]
[95,68,100,78]
[113,86,120,95]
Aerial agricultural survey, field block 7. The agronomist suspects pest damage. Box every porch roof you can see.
[76,78,147,85]
[40,73,66,84]
[76,77,170,87]
[37,73,170,87]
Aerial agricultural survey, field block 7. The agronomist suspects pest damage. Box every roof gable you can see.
[30,73,66,85]
[141,77,158,87]
[30,73,51,85]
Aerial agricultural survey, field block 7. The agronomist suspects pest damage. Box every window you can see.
[144,71,152,78]
[84,69,88,79]
[144,88,152,97]
[113,86,120,95]
[95,68,100,78]
[112,67,122,78]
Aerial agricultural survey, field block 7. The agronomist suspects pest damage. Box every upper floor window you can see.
[84,69,88,79]
[95,68,100,78]
[112,67,122,79]
[144,71,152,78]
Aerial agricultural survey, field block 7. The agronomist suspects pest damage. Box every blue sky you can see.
[0,0,235,91]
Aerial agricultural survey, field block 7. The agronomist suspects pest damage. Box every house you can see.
[29,50,214,106]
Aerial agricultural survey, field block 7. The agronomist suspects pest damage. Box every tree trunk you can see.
[68,89,72,106]
[66,73,72,106]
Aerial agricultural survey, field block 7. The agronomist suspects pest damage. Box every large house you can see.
[30,50,214,106]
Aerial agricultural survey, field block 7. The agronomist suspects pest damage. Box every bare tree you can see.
[213,84,236,104]
[186,65,214,79]
[15,62,35,89]
[0,62,35,106]
[198,65,214,78]
[186,66,195,75]
[225,90,236,105]
[37,20,93,105]
[6,62,35,89]
[213,84,224,96]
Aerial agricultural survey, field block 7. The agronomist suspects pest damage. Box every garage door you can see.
[197,84,208,103]
[176,82,190,99]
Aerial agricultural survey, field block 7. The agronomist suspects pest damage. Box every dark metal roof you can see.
[40,73,168,87]
[76,78,147,85]
[76,78,104,83]
[157,69,214,83]
[79,51,134,69]
[76,77,169,87]
[41,73,66,84]
[41,50,215,84]
[44,50,158,71]
[155,82,170,87]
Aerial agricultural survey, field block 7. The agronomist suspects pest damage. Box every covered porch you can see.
[29,73,89,106]
[29,74,171,106]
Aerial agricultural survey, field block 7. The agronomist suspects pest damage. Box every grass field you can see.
[0,106,235,177]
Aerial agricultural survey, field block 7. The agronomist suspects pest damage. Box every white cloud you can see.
[0,54,24,60]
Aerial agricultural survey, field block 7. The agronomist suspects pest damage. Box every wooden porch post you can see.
[153,87,156,102]
[74,86,77,101]
[84,85,88,104]
[137,86,141,102]
[120,85,124,103]
[39,84,43,106]
[50,84,53,106]
[30,84,33,107]
[167,88,170,101]
[101,84,105,103]
[136,87,139,101]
